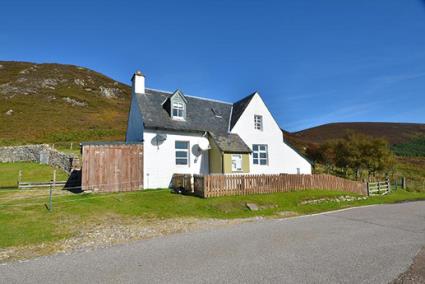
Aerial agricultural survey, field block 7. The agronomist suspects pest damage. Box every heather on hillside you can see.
[392,136,425,157]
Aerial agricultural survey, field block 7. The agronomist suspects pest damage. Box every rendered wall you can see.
[125,93,144,142]
[231,93,312,174]
[208,137,223,174]
[143,129,209,189]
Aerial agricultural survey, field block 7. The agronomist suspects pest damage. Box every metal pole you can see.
[49,183,53,212]
[49,170,56,212]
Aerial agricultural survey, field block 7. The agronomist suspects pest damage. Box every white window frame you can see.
[254,115,263,130]
[252,144,268,165]
[231,154,243,172]
[175,141,190,166]
[172,101,185,120]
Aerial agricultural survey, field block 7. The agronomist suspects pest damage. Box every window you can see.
[297,168,301,175]
[254,115,263,130]
[172,102,185,119]
[231,154,242,172]
[253,144,268,165]
[175,141,189,165]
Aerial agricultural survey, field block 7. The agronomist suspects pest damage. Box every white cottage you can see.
[126,71,312,189]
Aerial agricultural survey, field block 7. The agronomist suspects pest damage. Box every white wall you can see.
[143,129,209,189]
[231,93,311,174]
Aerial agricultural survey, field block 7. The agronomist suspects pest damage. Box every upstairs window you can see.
[175,141,189,165]
[172,102,185,120]
[253,144,268,165]
[254,115,263,130]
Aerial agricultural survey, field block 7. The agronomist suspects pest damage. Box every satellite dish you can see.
[151,133,167,146]
[197,137,210,151]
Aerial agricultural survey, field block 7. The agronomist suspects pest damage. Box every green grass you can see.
[0,162,69,188]
[1,188,425,249]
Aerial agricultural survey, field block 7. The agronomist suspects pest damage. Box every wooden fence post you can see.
[402,177,406,190]
[18,170,22,189]
[367,182,370,196]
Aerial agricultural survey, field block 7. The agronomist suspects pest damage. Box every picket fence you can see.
[172,173,367,198]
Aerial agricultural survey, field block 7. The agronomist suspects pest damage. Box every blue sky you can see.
[1,0,424,131]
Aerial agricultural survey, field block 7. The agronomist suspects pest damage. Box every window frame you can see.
[252,144,268,165]
[175,141,190,166]
[231,154,243,172]
[172,101,185,120]
[254,115,263,130]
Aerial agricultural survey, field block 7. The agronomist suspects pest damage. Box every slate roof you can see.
[229,93,256,130]
[136,88,253,153]
[209,132,251,153]
[137,89,232,134]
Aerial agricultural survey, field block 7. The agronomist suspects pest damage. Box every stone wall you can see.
[0,144,75,173]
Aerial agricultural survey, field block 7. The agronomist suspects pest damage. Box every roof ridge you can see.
[184,95,233,105]
[146,87,233,105]
[145,87,173,94]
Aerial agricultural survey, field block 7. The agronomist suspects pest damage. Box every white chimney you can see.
[132,70,145,94]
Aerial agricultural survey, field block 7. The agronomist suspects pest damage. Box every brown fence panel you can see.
[81,143,143,192]
[187,173,367,198]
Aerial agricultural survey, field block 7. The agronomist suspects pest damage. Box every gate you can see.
[367,180,391,196]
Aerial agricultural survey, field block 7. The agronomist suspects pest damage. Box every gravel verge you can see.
[392,247,425,284]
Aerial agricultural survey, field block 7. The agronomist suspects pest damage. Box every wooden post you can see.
[367,182,370,196]
[387,178,391,192]
[402,177,406,190]
[70,142,73,150]
[53,170,56,188]
[18,170,22,189]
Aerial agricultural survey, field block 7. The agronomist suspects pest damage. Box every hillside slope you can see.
[0,61,131,145]
[290,122,425,146]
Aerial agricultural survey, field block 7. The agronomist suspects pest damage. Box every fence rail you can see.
[172,173,367,198]
[17,181,67,189]
[367,180,390,196]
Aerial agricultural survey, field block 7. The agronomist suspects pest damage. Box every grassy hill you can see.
[290,122,425,146]
[0,61,131,145]
[284,122,425,157]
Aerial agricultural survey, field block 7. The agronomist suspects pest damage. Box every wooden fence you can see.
[172,173,367,198]
[81,143,143,192]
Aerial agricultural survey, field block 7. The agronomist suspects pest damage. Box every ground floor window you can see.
[297,168,301,174]
[175,141,189,165]
[253,144,268,165]
[231,154,242,172]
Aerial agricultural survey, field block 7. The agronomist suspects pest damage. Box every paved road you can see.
[1,202,425,284]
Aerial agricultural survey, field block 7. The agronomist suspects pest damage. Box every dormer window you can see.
[164,90,187,120]
[172,101,185,120]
